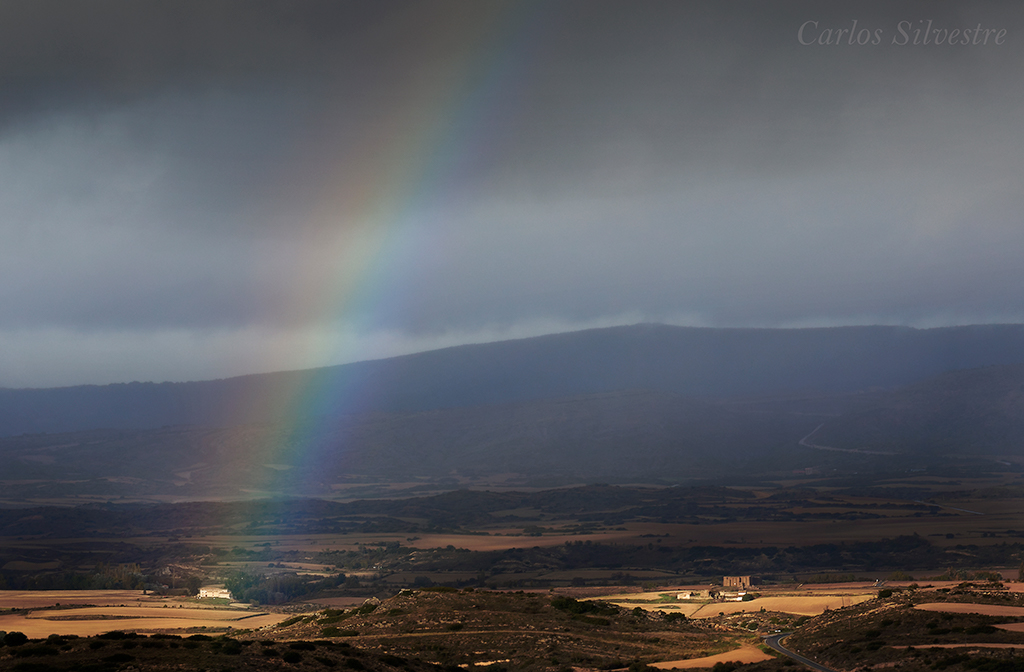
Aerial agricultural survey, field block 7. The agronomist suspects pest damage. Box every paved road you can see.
[763,633,839,672]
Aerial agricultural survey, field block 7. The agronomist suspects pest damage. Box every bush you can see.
[551,596,618,617]
[97,631,139,640]
[283,651,303,663]
[322,627,359,637]
[3,631,28,647]
[877,589,893,598]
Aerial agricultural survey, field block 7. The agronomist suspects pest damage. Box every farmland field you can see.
[0,595,287,637]
[596,584,879,617]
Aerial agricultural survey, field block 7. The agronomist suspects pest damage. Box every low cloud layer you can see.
[3,1,1024,386]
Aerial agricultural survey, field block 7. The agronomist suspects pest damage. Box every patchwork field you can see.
[0,591,288,638]
[0,590,154,609]
[916,602,1024,617]
[594,583,879,619]
[650,643,774,669]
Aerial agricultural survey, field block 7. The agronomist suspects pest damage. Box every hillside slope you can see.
[811,362,1024,455]
[3,323,1024,436]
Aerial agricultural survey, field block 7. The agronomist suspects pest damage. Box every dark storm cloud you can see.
[2,1,1024,385]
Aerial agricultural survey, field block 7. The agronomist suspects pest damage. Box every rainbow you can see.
[238,3,549,497]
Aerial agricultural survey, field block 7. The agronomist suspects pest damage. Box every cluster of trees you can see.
[223,570,347,604]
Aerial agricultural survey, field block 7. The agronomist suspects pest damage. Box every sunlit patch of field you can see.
[0,602,287,638]
[596,584,877,618]
[692,594,872,617]
[916,602,1024,617]
[0,590,156,609]
[650,642,773,668]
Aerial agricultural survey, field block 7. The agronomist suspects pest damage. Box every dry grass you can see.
[0,592,290,637]
[650,643,774,668]
[916,602,1024,617]
[598,584,878,618]
[0,590,153,609]
[692,595,872,617]
[0,612,287,637]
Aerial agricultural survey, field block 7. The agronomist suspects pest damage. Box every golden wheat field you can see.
[0,591,289,637]
[651,643,774,669]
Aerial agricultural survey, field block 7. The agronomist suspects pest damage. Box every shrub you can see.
[322,627,359,637]
[12,645,59,657]
[3,632,28,647]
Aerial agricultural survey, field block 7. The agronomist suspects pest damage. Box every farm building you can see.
[723,575,753,589]
[676,589,711,599]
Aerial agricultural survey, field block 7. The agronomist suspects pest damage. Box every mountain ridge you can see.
[2,322,1024,437]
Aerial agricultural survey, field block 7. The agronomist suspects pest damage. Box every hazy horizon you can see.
[5,320,1024,391]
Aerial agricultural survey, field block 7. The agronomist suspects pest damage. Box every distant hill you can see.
[3,323,1024,436]
[810,362,1024,455]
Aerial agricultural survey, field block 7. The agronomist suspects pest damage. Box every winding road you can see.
[798,424,895,456]
[763,633,839,672]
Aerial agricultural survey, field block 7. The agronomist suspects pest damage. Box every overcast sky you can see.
[2,0,1024,387]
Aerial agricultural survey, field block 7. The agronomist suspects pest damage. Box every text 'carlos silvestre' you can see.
[798,19,1007,46]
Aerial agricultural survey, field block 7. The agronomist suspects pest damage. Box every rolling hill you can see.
[3,323,1024,437]
[810,362,1024,455]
